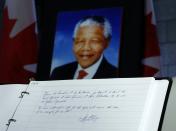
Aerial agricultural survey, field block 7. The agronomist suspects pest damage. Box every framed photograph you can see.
[36,0,144,80]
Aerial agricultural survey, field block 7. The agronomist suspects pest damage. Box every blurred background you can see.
[153,0,176,76]
[0,0,176,83]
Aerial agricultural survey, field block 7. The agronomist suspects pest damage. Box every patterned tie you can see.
[77,70,88,79]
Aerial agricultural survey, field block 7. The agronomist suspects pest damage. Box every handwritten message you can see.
[35,89,126,115]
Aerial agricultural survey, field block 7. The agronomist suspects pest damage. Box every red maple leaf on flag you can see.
[142,0,161,77]
[0,8,38,84]
[143,13,160,76]
[145,13,160,58]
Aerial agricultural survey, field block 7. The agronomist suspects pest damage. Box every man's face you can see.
[73,25,109,69]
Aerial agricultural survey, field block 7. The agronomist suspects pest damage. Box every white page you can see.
[139,79,169,131]
[0,84,27,131]
[8,78,155,131]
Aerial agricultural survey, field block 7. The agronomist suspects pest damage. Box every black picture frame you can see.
[35,0,144,80]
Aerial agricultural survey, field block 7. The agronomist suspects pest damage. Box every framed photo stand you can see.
[35,0,144,80]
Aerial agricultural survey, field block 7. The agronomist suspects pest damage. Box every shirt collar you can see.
[74,55,103,79]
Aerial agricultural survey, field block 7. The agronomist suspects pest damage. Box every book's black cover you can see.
[155,77,173,131]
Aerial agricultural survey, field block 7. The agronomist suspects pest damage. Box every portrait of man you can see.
[50,8,123,80]
[51,15,119,80]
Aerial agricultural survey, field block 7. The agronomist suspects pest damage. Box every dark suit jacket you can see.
[50,57,118,80]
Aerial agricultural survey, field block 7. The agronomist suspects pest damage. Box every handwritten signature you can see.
[79,114,99,123]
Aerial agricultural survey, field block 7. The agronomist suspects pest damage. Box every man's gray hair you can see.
[73,16,112,39]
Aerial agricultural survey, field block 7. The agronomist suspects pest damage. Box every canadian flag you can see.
[0,0,38,83]
[142,0,161,76]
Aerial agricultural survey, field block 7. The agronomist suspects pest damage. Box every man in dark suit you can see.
[51,16,118,80]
